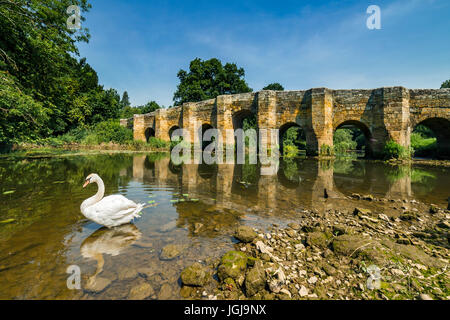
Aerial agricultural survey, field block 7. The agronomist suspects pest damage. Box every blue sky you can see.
[77,0,450,107]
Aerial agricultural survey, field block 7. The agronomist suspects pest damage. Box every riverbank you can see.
[179,195,449,300]
[0,142,170,159]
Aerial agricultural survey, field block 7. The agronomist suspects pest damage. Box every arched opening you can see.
[232,110,258,154]
[169,126,181,142]
[279,122,306,157]
[232,110,257,131]
[334,120,372,158]
[411,117,450,159]
[145,128,155,142]
[198,123,215,150]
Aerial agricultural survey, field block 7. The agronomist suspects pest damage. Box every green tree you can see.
[173,58,252,105]
[441,80,450,89]
[263,83,284,91]
[0,0,125,145]
[140,101,160,114]
[120,91,130,108]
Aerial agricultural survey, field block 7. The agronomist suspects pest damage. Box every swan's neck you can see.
[81,177,105,210]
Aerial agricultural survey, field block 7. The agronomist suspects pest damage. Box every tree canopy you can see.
[173,58,252,105]
[0,0,132,145]
[263,83,284,91]
[441,80,450,89]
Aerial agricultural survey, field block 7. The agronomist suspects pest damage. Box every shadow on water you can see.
[0,153,448,299]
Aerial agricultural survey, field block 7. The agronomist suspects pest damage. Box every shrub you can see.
[382,140,413,159]
[147,137,169,149]
[92,120,133,144]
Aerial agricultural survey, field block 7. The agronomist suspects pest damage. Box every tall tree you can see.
[441,80,450,89]
[173,58,252,105]
[263,83,284,91]
[120,91,130,108]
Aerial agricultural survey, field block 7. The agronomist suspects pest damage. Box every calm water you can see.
[0,153,449,299]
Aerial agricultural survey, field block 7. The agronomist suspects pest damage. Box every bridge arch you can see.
[412,117,450,158]
[333,120,373,158]
[145,128,155,142]
[279,122,306,155]
[169,126,181,141]
[232,110,256,130]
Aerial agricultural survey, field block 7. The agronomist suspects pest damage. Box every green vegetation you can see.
[410,125,437,158]
[281,126,306,157]
[0,0,161,151]
[441,79,450,89]
[382,140,413,160]
[173,58,252,106]
[262,83,284,91]
[333,127,366,157]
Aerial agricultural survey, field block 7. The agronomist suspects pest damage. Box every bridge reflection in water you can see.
[131,155,442,221]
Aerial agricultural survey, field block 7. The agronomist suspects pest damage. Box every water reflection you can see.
[81,224,142,287]
[0,153,448,299]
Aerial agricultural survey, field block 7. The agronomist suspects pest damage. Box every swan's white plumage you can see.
[80,174,145,228]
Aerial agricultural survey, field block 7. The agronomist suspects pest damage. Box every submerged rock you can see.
[158,283,173,300]
[128,282,154,300]
[84,277,111,293]
[180,262,209,287]
[160,244,184,260]
[235,226,257,243]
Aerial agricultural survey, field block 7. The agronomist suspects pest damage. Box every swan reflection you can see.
[81,224,141,289]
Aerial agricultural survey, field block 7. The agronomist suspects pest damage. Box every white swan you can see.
[80,173,145,228]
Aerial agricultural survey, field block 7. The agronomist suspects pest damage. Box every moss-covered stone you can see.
[217,251,248,283]
[306,232,330,249]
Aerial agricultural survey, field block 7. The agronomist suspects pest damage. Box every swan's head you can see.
[83,173,99,188]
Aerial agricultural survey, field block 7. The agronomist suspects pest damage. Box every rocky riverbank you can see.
[179,195,449,300]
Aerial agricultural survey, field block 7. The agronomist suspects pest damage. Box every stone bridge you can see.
[122,87,450,157]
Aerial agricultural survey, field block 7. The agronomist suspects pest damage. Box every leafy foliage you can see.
[440,79,450,89]
[0,0,134,146]
[382,140,413,159]
[263,83,284,91]
[173,58,252,105]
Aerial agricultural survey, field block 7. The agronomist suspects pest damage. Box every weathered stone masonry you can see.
[124,87,450,157]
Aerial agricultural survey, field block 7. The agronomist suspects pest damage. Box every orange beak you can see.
[83,180,90,188]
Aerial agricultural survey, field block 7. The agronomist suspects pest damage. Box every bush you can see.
[147,137,169,149]
[382,140,413,159]
[91,120,133,144]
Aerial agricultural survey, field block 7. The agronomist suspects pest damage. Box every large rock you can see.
[306,232,330,249]
[332,235,373,256]
[180,263,209,287]
[217,251,248,284]
[244,261,266,297]
[234,226,257,243]
[160,244,184,260]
